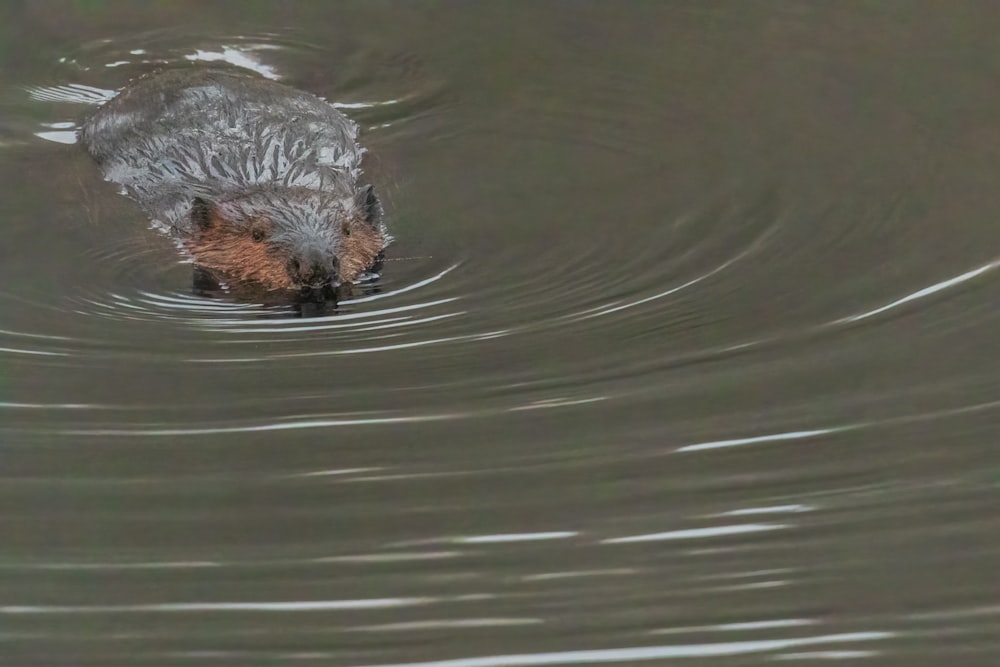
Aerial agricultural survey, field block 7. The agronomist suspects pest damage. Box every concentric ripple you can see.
[3,4,1000,666]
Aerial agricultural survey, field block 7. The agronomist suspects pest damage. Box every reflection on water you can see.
[1,1,999,665]
[369,633,895,665]
[1,598,432,613]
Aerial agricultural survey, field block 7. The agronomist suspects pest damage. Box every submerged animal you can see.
[79,67,388,293]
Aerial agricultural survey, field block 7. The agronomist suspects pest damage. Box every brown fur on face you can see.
[184,207,294,289]
[183,196,385,290]
[339,215,387,282]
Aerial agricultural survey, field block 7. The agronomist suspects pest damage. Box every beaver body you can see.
[80,68,387,291]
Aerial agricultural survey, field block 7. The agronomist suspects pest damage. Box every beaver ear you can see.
[191,197,216,231]
[355,185,380,223]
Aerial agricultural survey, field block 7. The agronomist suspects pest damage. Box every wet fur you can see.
[186,218,384,292]
[79,67,388,291]
[188,189,385,288]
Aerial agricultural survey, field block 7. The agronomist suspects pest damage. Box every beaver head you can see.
[184,185,386,291]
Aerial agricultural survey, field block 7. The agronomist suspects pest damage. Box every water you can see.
[2,2,999,665]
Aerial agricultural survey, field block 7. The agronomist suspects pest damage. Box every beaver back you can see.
[80,68,365,234]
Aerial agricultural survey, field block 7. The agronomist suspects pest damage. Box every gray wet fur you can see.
[79,67,385,285]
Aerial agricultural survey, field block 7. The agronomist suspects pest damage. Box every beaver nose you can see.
[288,253,339,287]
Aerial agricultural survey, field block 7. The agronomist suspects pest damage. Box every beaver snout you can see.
[288,252,340,288]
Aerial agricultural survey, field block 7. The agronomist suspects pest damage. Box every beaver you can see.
[79,67,388,294]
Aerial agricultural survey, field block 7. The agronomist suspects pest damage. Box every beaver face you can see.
[184,186,386,291]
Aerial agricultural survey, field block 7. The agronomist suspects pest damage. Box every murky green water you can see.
[2,2,999,665]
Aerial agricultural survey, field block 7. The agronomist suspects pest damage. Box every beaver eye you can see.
[251,227,266,243]
[341,222,351,237]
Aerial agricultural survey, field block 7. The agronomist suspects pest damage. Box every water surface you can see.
[1,2,998,666]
